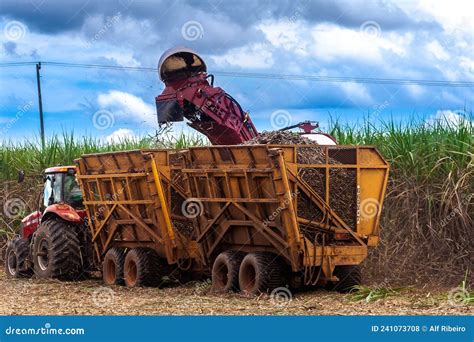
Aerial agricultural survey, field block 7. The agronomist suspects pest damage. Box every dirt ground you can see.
[0,270,471,316]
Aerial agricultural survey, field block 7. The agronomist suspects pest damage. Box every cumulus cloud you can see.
[338,82,373,105]
[211,44,275,69]
[426,40,450,61]
[427,110,472,127]
[106,128,136,142]
[97,90,156,127]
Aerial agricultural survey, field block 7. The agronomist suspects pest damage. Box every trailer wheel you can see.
[103,247,126,286]
[332,265,361,293]
[32,219,82,280]
[239,253,284,295]
[4,237,32,278]
[212,251,245,292]
[124,248,161,287]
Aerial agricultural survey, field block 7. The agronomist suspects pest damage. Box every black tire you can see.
[212,251,245,293]
[4,237,32,278]
[239,252,284,295]
[103,247,126,286]
[32,219,82,280]
[123,248,161,287]
[332,265,362,293]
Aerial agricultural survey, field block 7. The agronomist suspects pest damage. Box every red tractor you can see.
[4,166,93,280]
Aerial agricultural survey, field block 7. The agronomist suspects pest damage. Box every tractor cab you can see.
[42,166,83,209]
[19,166,84,242]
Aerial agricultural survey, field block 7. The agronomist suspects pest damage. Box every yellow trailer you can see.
[75,144,388,293]
[75,149,203,287]
[178,145,389,294]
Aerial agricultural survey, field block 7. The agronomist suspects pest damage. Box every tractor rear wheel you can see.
[332,265,361,293]
[32,219,82,280]
[123,248,161,287]
[239,252,284,295]
[212,251,245,293]
[4,237,32,278]
[103,247,126,286]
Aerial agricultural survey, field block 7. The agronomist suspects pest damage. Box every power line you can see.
[0,62,37,67]
[1,61,473,87]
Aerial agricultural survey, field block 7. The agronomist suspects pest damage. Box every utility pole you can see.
[36,62,45,148]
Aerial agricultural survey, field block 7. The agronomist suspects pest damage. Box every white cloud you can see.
[415,0,474,32]
[405,84,426,98]
[258,20,309,57]
[102,51,141,67]
[261,21,408,64]
[427,110,471,127]
[211,44,275,69]
[459,57,474,76]
[339,82,373,105]
[97,90,156,127]
[308,23,409,63]
[426,40,450,61]
[106,128,136,142]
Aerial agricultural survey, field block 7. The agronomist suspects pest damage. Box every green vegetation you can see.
[329,116,473,182]
[0,131,206,181]
[350,285,406,303]
[444,272,474,305]
[1,118,471,182]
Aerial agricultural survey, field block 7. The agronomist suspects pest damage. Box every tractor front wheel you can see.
[32,219,82,280]
[4,237,32,278]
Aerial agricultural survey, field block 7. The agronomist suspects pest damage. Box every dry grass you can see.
[0,270,471,316]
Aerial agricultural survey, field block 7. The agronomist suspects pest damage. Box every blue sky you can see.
[0,0,472,142]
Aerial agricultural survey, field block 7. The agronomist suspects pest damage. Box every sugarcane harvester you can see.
[155,47,335,145]
[156,47,258,145]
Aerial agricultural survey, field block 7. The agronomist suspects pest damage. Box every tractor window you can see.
[64,174,83,207]
[43,177,52,208]
[52,173,63,204]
